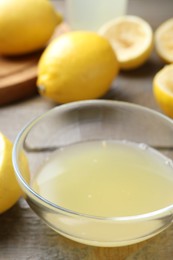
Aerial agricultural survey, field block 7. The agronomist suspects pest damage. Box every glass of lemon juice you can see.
[13,100,173,247]
[65,0,128,30]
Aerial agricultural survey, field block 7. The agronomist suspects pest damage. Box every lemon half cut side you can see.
[98,15,153,70]
[155,18,173,63]
[153,64,173,118]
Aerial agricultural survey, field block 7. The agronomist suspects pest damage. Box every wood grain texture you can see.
[1,0,173,259]
[0,54,39,105]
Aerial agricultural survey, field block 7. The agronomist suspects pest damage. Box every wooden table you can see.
[1,0,173,259]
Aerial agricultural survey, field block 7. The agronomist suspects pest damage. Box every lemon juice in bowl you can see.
[31,139,173,245]
[13,100,173,246]
[32,140,173,217]
[65,0,128,30]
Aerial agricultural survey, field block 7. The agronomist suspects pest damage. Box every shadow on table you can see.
[102,53,165,109]
[119,54,165,79]
[0,201,29,242]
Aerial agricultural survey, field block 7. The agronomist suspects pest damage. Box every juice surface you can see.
[32,140,173,217]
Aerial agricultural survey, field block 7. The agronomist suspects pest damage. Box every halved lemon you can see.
[0,132,30,214]
[155,18,173,63]
[153,64,173,118]
[98,15,153,70]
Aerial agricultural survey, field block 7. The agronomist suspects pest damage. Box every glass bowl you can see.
[12,100,173,247]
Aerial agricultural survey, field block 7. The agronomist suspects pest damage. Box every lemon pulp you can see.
[153,64,173,118]
[98,15,153,69]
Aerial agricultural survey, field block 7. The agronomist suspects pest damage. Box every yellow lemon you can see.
[0,132,30,214]
[0,0,62,55]
[37,31,119,103]
[155,18,173,63]
[98,16,153,70]
[153,64,173,118]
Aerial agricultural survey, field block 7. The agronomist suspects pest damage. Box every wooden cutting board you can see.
[0,23,69,106]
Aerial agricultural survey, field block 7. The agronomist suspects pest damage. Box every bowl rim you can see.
[12,99,173,222]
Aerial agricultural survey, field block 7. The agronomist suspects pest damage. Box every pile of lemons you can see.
[0,0,173,215]
[37,15,154,103]
[0,0,172,118]
[36,15,173,120]
[98,16,173,119]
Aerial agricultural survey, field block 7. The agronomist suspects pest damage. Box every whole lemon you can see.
[0,0,62,55]
[0,132,30,214]
[37,31,119,103]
